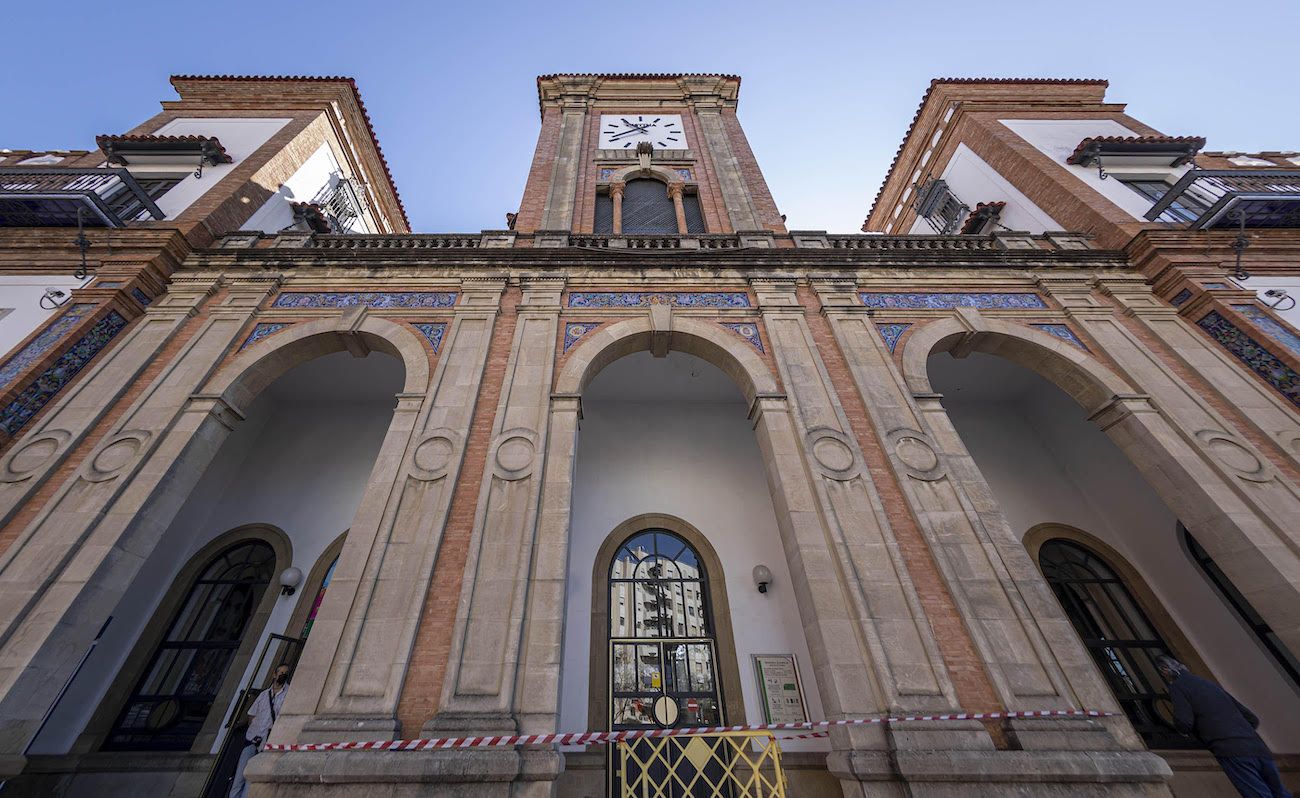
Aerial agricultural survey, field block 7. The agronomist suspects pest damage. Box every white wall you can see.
[240,142,371,234]
[1237,275,1300,331]
[908,143,1060,234]
[29,351,402,754]
[0,275,93,362]
[931,352,1300,751]
[563,352,826,750]
[145,117,291,219]
[999,119,1194,223]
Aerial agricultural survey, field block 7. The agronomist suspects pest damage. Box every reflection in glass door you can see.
[607,529,725,796]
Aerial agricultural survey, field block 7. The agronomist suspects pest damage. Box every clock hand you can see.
[608,126,652,141]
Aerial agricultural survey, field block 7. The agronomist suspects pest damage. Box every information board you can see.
[752,654,808,724]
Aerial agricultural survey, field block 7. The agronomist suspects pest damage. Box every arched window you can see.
[621,179,678,234]
[1182,524,1300,687]
[105,540,276,751]
[1038,539,1193,749]
[609,529,722,729]
[300,556,338,640]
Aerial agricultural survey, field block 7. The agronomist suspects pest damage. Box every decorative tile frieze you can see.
[240,323,289,351]
[95,281,123,288]
[675,168,692,180]
[568,292,750,309]
[719,322,764,352]
[0,303,96,388]
[860,292,1047,310]
[1,311,129,435]
[876,323,911,353]
[563,322,602,353]
[1170,289,1193,307]
[270,291,458,309]
[1203,282,1229,289]
[1197,311,1300,407]
[414,323,448,354]
[130,288,152,307]
[1233,304,1300,358]
[1032,323,1089,351]
[598,168,614,180]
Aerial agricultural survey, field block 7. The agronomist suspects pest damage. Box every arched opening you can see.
[18,345,404,795]
[558,346,826,795]
[927,348,1300,756]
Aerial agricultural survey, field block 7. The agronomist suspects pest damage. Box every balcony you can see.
[1144,170,1300,229]
[0,168,165,227]
[312,177,368,232]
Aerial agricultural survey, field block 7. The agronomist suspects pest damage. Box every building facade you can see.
[0,73,1296,797]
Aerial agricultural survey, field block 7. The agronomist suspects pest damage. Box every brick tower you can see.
[515,74,786,236]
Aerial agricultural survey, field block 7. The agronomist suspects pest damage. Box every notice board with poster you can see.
[751,654,808,724]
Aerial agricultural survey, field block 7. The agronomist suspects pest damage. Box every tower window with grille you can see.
[622,179,678,234]
[594,190,614,233]
[682,192,705,234]
[914,179,968,234]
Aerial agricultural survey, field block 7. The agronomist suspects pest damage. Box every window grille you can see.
[105,540,275,751]
[620,179,678,234]
[683,192,706,234]
[913,179,968,234]
[1038,538,1196,749]
[594,192,614,233]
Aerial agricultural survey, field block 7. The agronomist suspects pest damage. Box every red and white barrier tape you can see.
[263,709,1112,753]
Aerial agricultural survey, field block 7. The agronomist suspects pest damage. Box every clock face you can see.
[598,114,686,150]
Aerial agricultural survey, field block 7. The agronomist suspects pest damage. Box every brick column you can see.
[0,273,281,762]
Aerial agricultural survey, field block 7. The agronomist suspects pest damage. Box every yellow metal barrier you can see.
[616,731,786,798]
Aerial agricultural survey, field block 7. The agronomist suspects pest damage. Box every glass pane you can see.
[612,644,640,692]
[637,645,662,691]
[680,696,721,727]
[612,696,657,727]
[687,645,715,692]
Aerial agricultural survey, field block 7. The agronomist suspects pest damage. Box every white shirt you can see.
[245,683,288,744]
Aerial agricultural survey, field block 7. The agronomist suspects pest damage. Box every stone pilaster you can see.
[754,279,956,717]
[429,275,565,734]
[689,90,761,232]
[538,82,593,231]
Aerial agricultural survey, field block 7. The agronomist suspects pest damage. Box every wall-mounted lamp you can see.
[39,289,70,310]
[279,566,303,597]
[752,565,773,594]
[1264,289,1297,312]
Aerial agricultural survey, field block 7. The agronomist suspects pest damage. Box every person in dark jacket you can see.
[1155,655,1292,798]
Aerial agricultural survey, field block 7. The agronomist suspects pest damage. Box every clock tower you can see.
[515,74,787,236]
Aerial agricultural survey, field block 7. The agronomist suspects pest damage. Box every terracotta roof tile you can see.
[169,75,408,229]
[96,134,233,163]
[863,78,1108,230]
[1065,135,1204,166]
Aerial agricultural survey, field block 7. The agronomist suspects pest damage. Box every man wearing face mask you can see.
[229,663,292,798]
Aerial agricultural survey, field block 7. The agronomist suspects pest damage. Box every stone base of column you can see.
[831,748,1172,797]
[245,747,563,798]
[300,714,400,743]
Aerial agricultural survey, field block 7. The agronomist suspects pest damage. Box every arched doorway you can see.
[607,528,723,730]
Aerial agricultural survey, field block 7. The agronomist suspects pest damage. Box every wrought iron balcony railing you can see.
[1144,169,1300,229]
[312,176,368,232]
[0,167,166,227]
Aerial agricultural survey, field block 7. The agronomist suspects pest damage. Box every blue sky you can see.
[4,0,1295,233]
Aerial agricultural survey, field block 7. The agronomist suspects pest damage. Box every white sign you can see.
[752,654,808,725]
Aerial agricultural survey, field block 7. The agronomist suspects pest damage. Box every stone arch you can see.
[901,316,1130,411]
[555,316,777,405]
[606,163,685,188]
[205,313,429,411]
[586,513,746,732]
